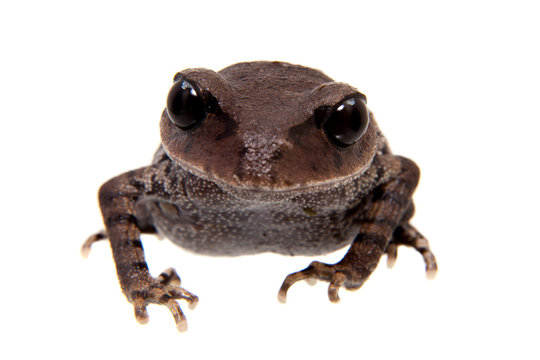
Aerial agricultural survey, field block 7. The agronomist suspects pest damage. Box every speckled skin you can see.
[87,61,437,331]
[142,145,398,256]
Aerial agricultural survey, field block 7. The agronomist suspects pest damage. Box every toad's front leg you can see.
[98,167,198,331]
[279,156,426,303]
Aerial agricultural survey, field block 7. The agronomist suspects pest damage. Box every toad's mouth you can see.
[173,154,369,201]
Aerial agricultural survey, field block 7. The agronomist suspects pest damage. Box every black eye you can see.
[322,96,369,147]
[166,78,207,130]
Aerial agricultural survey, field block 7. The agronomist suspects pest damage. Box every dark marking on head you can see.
[333,152,343,170]
[313,106,331,128]
[214,112,237,141]
[288,117,316,147]
[182,136,193,156]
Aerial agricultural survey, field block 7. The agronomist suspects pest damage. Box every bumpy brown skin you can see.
[90,61,437,331]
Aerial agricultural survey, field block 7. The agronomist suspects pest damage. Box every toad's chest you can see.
[142,152,383,256]
[146,196,363,256]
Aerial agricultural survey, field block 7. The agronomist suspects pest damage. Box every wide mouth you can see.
[171,153,366,202]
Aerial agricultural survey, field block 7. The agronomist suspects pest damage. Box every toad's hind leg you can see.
[386,223,437,279]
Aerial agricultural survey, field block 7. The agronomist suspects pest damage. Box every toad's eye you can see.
[322,96,370,147]
[166,78,206,130]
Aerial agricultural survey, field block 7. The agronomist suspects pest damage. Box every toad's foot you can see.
[385,223,437,279]
[81,230,108,258]
[278,260,372,304]
[128,268,198,332]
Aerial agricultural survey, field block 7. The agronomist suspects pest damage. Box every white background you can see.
[1,0,539,358]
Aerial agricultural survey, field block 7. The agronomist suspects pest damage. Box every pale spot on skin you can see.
[241,131,283,178]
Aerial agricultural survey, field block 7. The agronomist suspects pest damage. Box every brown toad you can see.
[84,61,437,331]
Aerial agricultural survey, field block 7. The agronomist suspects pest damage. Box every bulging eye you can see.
[322,96,369,147]
[166,78,207,130]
